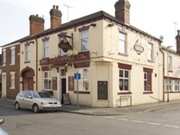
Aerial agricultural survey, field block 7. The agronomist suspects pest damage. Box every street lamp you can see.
[167,46,172,102]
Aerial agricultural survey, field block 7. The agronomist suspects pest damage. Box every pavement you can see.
[1,97,180,116]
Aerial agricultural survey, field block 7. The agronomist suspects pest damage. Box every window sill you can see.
[143,91,153,94]
[165,91,180,93]
[118,91,132,95]
[10,63,15,66]
[74,91,90,94]
[24,61,30,63]
[118,53,128,57]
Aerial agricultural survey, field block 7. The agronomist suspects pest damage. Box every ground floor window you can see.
[174,80,180,91]
[10,72,15,89]
[143,68,153,92]
[75,68,89,91]
[165,79,172,91]
[43,71,52,90]
[118,63,132,92]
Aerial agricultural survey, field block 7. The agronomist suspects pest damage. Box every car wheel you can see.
[14,102,20,110]
[33,104,39,113]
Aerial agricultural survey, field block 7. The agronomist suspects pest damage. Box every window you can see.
[25,45,30,62]
[119,69,129,91]
[148,43,153,61]
[2,49,6,65]
[11,47,15,65]
[174,80,180,91]
[143,68,152,92]
[43,71,52,90]
[59,37,66,56]
[81,30,89,52]
[43,40,49,58]
[10,72,15,89]
[166,79,172,91]
[144,72,152,91]
[75,68,89,91]
[168,56,172,71]
[119,32,127,54]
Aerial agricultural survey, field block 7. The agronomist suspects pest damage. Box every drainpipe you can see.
[160,45,165,102]
[36,38,38,90]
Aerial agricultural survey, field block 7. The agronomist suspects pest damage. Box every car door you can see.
[23,91,34,109]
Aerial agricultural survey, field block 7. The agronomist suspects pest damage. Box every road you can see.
[1,103,180,135]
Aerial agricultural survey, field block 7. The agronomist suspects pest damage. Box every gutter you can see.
[160,46,165,102]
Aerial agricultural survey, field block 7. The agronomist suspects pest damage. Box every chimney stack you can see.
[50,5,62,29]
[176,30,180,54]
[114,0,131,24]
[29,14,44,35]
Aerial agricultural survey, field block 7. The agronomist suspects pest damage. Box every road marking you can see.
[165,125,179,129]
[117,118,129,121]
[131,120,143,123]
[147,122,161,126]
[104,116,115,119]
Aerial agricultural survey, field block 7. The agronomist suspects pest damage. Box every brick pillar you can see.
[29,14,44,35]
[50,5,62,29]
[114,0,131,25]
[176,30,180,54]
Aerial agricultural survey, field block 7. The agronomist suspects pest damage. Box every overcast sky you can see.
[0,0,180,50]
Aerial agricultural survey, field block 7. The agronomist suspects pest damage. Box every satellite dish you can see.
[160,35,164,41]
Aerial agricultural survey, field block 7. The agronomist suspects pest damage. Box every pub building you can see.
[2,1,180,107]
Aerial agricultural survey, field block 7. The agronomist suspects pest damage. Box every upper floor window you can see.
[11,47,15,65]
[119,32,127,54]
[81,30,89,52]
[2,49,6,65]
[148,43,153,61]
[43,40,49,58]
[168,55,173,71]
[25,45,30,62]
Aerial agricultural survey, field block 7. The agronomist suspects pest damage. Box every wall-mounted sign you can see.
[134,40,144,55]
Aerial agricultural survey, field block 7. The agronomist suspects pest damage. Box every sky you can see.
[0,0,180,50]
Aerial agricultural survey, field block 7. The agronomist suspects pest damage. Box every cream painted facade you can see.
[2,0,180,107]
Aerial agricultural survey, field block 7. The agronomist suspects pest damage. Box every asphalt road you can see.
[1,103,180,135]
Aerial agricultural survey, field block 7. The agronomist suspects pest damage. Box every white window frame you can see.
[2,49,6,65]
[74,68,89,91]
[43,40,49,58]
[119,32,127,54]
[174,80,180,91]
[119,69,130,91]
[148,43,153,61]
[166,79,172,91]
[10,47,15,65]
[81,30,89,52]
[25,45,30,62]
[10,72,15,89]
[43,71,52,90]
[168,55,173,71]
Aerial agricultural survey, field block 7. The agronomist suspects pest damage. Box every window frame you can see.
[148,43,153,61]
[10,72,15,89]
[2,49,6,65]
[43,71,52,90]
[80,30,89,52]
[43,40,49,58]
[10,47,15,65]
[119,32,127,54]
[25,44,30,62]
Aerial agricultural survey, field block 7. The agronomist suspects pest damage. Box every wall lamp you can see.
[90,23,96,27]
[108,23,114,27]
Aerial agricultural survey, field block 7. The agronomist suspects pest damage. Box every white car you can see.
[14,90,62,113]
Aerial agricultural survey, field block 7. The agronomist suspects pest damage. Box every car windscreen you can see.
[38,92,52,98]
[32,91,41,98]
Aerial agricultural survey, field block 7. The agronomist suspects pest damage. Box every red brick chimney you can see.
[50,5,62,29]
[176,30,180,54]
[114,0,131,25]
[29,14,44,35]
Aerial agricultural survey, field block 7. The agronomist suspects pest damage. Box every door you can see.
[61,78,66,103]
[98,81,108,100]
